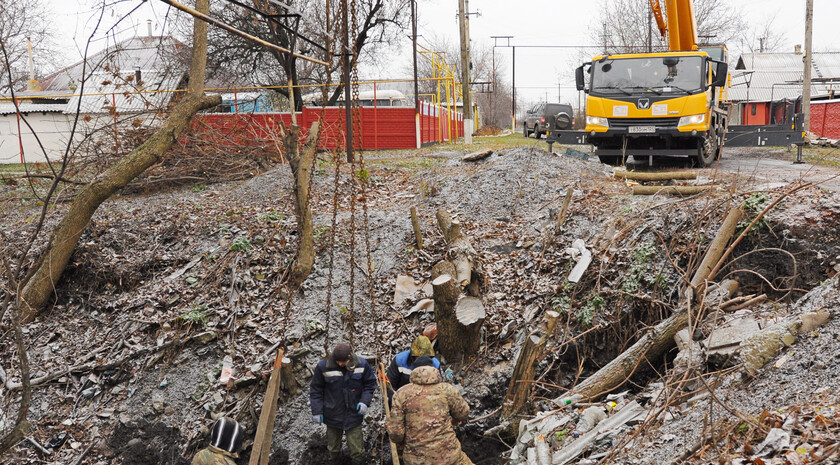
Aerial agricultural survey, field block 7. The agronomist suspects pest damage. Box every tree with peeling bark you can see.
[17,0,220,322]
[283,120,322,288]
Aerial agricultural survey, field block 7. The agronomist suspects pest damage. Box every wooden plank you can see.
[378,362,401,465]
[250,349,284,465]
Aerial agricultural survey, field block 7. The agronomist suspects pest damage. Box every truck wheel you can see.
[694,131,718,168]
[598,155,622,166]
[535,127,542,139]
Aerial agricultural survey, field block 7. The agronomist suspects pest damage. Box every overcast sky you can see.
[44,0,840,110]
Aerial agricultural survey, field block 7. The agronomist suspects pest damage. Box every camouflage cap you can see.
[410,335,434,357]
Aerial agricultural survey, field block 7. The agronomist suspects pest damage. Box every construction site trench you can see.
[2,141,840,464]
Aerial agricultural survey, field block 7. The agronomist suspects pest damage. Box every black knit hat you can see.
[413,355,434,368]
[332,343,352,362]
[210,417,243,453]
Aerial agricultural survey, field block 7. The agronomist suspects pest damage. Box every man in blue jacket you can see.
[385,335,440,405]
[310,343,377,464]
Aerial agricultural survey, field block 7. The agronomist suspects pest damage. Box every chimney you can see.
[135,67,142,86]
[795,44,802,54]
[147,20,153,38]
[26,36,41,91]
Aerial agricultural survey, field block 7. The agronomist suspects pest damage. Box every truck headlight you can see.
[678,114,706,127]
[586,116,609,127]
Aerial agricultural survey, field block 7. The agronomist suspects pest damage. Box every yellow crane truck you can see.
[547,0,805,166]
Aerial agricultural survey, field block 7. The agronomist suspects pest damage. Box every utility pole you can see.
[458,0,473,143]
[512,46,516,131]
[412,0,420,148]
[803,0,814,137]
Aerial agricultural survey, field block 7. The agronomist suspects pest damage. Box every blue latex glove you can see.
[356,403,368,416]
[312,415,323,424]
[443,368,454,382]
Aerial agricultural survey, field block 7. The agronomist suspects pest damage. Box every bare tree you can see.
[413,35,513,128]
[16,0,220,322]
[736,13,788,54]
[190,0,410,110]
[0,0,57,93]
[593,0,747,54]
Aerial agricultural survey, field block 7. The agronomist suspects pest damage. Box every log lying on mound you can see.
[555,207,745,403]
[614,170,697,181]
[432,275,485,362]
[462,149,494,162]
[632,185,714,196]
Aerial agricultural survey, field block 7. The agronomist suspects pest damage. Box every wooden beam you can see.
[250,349,284,465]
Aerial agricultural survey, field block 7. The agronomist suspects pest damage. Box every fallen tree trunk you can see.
[632,185,714,196]
[501,310,559,422]
[462,149,493,162]
[614,170,697,181]
[18,6,219,321]
[556,207,745,402]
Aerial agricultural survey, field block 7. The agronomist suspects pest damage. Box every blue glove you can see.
[356,403,368,416]
[312,415,323,424]
[443,368,454,382]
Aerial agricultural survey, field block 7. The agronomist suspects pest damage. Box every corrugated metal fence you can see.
[194,103,464,151]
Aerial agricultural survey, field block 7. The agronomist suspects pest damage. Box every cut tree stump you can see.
[632,185,714,196]
[554,207,744,402]
[614,170,697,181]
[433,275,484,361]
[410,207,423,250]
[436,209,477,287]
[454,297,486,357]
[280,356,297,395]
[501,310,559,424]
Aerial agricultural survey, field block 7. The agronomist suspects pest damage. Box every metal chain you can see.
[322,152,343,356]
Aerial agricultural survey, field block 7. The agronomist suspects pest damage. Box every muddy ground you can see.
[1,141,840,464]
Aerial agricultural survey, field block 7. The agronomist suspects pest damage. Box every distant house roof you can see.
[730,52,840,102]
[0,103,67,115]
[63,70,184,114]
[36,35,188,114]
[40,36,188,92]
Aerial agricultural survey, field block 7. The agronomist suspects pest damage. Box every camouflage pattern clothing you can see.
[387,366,473,465]
[191,445,238,465]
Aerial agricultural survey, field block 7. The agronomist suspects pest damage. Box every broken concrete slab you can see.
[704,316,762,356]
[551,401,647,465]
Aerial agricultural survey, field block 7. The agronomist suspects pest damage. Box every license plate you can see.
[628,126,655,134]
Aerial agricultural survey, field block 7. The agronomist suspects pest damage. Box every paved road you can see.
[616,146,840,192]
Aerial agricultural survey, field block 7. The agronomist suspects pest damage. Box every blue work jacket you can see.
[309,354,377,430]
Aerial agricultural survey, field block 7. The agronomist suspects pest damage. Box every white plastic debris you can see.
[567,239,592,283]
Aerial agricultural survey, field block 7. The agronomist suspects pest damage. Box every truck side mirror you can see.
[712,61,728,87]
[575,66,585,91]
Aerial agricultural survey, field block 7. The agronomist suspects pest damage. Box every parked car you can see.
[523,103,574,139]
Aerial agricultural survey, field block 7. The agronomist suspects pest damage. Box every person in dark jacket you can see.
[310,343,377,464]
[386,335,440,404]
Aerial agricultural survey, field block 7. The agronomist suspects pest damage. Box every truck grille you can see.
[609,117,680,128]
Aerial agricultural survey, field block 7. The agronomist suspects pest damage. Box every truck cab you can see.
[576,51,728,166]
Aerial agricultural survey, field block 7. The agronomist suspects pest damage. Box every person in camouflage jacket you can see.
[386,356,474,465]
[191,417,243,465]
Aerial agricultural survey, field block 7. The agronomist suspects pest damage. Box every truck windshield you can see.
[591,56,704,96]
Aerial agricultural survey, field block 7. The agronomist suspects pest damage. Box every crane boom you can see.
[648,0,699,51]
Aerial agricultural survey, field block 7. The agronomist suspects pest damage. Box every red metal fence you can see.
[810,100,840,139]
[194,103,464,151]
